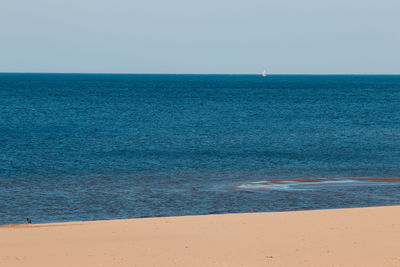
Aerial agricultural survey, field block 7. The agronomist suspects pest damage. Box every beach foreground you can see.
[1,206,400,267]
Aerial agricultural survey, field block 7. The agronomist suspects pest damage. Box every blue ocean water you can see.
[1,74,400,225]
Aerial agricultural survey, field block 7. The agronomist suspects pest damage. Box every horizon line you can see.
[1,72,400,76]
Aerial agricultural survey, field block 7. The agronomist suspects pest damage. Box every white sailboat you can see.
[262,70,267,77]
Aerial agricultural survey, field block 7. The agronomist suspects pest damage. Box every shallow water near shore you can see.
[1,74,400,224]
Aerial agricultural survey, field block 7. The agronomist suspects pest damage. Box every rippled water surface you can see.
[1,74,400,224]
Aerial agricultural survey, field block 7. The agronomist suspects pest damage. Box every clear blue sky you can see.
[1,0,399,74]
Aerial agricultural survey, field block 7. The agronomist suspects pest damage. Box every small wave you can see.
[235,178,400,191]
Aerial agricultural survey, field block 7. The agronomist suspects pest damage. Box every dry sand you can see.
[1,205,400,267]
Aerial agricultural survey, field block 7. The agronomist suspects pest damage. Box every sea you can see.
[1,74,400,225]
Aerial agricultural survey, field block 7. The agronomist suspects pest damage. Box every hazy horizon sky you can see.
[1,0,399,74]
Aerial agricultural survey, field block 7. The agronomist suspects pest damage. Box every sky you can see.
[1,0,399,74]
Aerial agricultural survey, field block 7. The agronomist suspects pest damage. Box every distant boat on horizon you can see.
[262,70,267,77]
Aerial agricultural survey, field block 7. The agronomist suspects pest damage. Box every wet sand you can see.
[1,205,400,266]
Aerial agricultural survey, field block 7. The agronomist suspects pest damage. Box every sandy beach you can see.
[1,205,400,267]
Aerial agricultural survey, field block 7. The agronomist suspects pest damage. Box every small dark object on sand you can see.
[26,218,32,224]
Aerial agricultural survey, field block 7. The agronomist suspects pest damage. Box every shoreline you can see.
[1,204,399,227]
[2,203,399,227]
[1,205,400,266]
